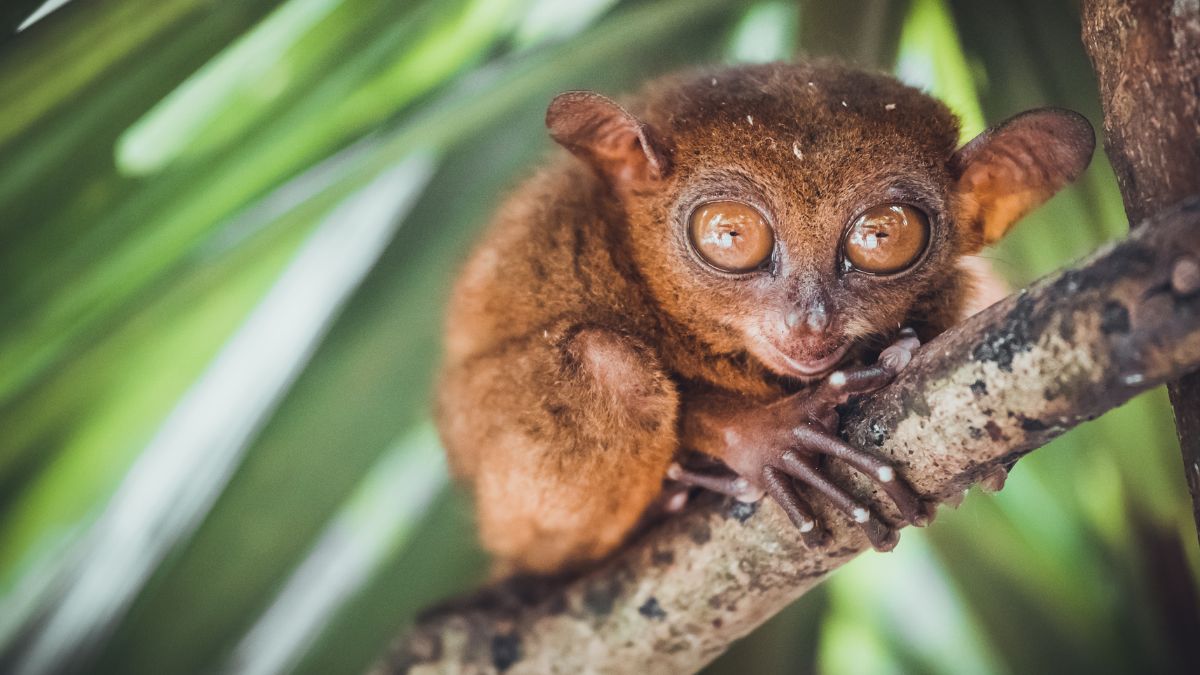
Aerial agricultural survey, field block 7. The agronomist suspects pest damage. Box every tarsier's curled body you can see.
[437,62,1093,573]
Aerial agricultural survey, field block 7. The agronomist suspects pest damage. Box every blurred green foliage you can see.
[1,0,1196,673]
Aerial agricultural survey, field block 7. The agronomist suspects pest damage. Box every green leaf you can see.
[1,151,437,674]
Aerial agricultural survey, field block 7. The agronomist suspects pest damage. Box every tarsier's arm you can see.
[438,63,1094,574]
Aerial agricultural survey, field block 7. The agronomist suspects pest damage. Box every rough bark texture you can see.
[380,197,1200,675]
[1082,0,1200,544]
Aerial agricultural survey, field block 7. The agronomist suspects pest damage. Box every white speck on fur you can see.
[792,141,803,160]
[1123,373,1145,385]
[666,463,683,480]
[841,100,848,107]
[711,77,718,86]
[877,466,895,482]
[746,115,754,125]
[852,507,869,523]
[799,519,815,533]
[829,371,847,387]
[885,103,897,110]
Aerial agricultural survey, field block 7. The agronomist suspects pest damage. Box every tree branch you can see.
[1081,0,1200,547]
[381,197,1200,675]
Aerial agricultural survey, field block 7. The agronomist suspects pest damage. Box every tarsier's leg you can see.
[437,326,678,574]
[677,330,926,550]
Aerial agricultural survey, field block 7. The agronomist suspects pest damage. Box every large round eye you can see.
[688,201,774,273]
[842,204,930,274]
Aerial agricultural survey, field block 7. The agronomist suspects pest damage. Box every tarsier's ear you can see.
[951,108,1095,249]
[546,91,671,185]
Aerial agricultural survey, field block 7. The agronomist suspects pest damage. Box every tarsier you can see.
[437,62,1094,574]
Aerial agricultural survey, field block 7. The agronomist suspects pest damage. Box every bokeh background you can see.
[1,0,1198,673]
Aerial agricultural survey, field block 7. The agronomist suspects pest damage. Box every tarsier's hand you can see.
[667,329,927,550]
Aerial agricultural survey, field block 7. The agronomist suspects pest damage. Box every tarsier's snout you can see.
[748,306,852,379]
[784,297,831,332]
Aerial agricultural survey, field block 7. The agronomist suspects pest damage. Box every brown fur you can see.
[436,61,1093,573]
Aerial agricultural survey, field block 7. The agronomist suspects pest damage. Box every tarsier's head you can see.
[547,62,1094,380]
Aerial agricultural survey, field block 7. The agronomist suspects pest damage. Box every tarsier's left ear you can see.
[546,91,672,186]
[951,108,1095,249]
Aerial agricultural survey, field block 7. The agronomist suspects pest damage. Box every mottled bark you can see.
[380,197,1200,675]
[1081,0,1200,545]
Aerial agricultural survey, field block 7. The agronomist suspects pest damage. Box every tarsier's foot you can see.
[669,329,927,551]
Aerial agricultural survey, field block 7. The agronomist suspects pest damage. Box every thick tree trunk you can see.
[380,197,1200,675]
[1082,6,1200,669]
[1082,0,1200,546]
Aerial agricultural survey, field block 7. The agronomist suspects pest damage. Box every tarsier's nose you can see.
[785,301,830,333]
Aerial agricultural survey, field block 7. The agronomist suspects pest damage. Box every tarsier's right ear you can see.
[546,91,672,186]
[951,108,1095,251]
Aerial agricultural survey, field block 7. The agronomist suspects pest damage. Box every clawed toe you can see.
[863,518,899,551]
[667,462,765,502]
[779,451,890,543]
[762,457,900,551]
[791,427,925,526]
[879,327,921,371]
[815,327,922,405]
[762,467,827,547]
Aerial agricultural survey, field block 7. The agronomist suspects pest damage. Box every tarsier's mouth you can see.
[761,337,852,378]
